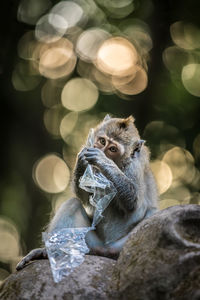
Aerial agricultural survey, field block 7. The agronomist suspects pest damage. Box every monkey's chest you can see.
[95,207,131,244]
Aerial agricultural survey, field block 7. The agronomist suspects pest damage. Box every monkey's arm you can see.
[84,148,141,213]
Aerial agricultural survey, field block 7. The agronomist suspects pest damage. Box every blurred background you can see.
[0,0,200,282]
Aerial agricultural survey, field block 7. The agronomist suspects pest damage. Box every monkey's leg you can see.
[145,207,158,218]
[107,234,130,251]
[16,248,47,270]
[88,246,120,260]
[48,197,92,231]
[48,197,104,249]
[88,235,131,260]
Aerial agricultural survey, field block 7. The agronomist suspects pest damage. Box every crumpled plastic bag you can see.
[79,164,116,227]
[43,129,117,283]
[43,227,92,283]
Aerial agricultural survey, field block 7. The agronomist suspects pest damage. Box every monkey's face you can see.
[92,116,141,164]
[94,135,124,162]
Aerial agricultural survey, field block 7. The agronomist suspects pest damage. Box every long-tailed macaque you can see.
[16,115,158,270]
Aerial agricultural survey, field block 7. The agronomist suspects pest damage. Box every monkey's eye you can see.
[99,137,106,146]
[109,146,117,152]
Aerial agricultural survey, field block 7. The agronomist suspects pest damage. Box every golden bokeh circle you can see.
[33,154,70,193]
[61,78,98,112]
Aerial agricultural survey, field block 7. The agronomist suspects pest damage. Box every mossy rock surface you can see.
[113,204,200,300]
[0,256,115,300]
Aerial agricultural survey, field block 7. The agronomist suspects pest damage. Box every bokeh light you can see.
[76,60,94,80]
[63,131,87,155]
[77,60,114,93]
[60,112,79,142]
[96,0,135,19]
[17,0,52,25]
[161,185,191,205]
[41,80,61,108]
[62,145,77,170]
[190,192,200,204]
[18,31,38,60]
[113,65,148,95]
[76,28,111,62]
[61,78,99,112]
[159,199,180,210]
[32,37,77,78]
[163,147,196,185]
[143,121,185,158]
[96,36,138,77]
[150,160,172,194]
[162,46,192,73]
[181,64,200,97]
[51,188,75,214]
[92,67,114,93]
[163,20,200,97]
[43,105,65,137]
[50,1,85,30]
[48,13,69,34]
[35,14,67,43]
[33,154,70,193]
[62,113,102,153]
[0,217,20,263]
[170,21,200,50]
[119,19,153,54]
[39,41,76,79]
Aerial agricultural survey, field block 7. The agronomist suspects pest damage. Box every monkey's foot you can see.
[16,247,47,271]
[89,246,119,260]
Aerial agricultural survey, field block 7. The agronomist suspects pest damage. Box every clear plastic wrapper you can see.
[43,227,91,283]
[79,164,116,227]
[44,128,116,282]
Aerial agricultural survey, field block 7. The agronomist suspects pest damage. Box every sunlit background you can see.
[0,0,200,283]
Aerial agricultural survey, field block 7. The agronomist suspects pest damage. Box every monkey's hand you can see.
[85,148,138,213]
[77,147,89,169]
[16,247,47,271]
[84,148,114,170]
[73,147,90,199]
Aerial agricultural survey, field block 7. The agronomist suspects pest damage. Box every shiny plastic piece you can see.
[43,227,92,283]
[79,164,116,227]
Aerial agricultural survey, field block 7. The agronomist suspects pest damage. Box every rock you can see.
[0,204,200,300]
[0,256,116,300]
[112,204,200,300]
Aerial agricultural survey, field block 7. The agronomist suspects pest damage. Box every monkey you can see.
[16,115,158,270]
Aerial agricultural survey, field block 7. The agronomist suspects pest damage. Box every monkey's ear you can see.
[103,114,111,122]
[132,140,145,157]
[137,139,145,150]
[119,115,135,129]
[126,115,135,123]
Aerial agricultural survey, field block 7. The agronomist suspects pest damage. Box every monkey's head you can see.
[93,115,144,164]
